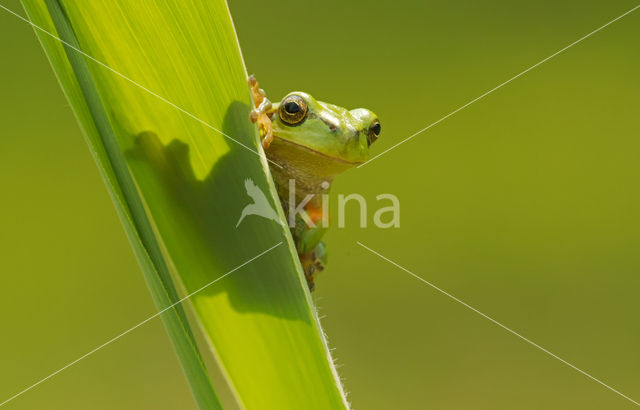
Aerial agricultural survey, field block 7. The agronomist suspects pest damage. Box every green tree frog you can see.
[249,76,381,290]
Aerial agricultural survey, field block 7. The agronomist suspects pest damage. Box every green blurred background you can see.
[1,0,639,409]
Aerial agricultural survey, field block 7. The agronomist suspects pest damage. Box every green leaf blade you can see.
[21,0,348,408]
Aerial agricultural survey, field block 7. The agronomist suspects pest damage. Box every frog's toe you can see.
[313,241,327,268]
[305,264,317,291]
[310,251,325,272]
[248,75,268,108]
[262,128,273,150]
[258,113,274,149]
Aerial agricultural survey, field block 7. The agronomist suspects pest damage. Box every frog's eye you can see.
[367,120,381,146]
[279,95,308,126]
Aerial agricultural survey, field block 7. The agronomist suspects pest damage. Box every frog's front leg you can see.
[248,75,277,150]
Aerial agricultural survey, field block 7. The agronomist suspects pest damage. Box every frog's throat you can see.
[272,135,363,166]
[266,135,363,204]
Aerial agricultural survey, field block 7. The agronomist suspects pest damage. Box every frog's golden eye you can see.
[367,120,381,145]
[279,95,308,126]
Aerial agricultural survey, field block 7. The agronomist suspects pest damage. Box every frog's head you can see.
[269,92,380,174]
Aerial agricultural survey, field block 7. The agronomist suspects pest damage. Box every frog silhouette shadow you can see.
[126,101,307,322]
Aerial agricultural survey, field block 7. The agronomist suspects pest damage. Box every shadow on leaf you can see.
[126,101,309,322]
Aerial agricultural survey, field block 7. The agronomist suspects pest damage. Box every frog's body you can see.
[249,76,380,290]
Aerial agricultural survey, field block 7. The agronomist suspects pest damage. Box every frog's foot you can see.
[248,75,276,150]
[299,242,327,292]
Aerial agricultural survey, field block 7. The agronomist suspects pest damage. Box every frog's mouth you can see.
[273,135,364,165]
